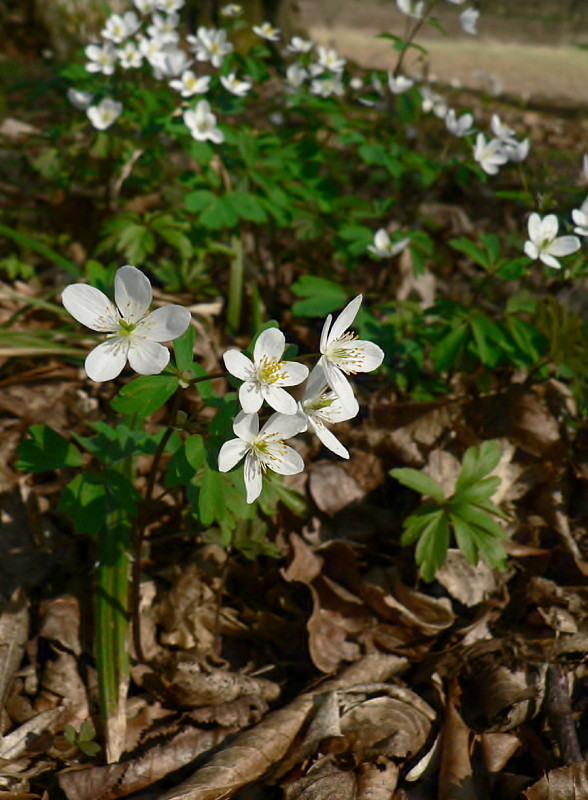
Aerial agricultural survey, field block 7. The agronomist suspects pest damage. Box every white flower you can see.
[572,197,588,236]
[473,133,508,175]
[524,213,581,269]
[310,74,344,98]
[368,229,410,258]
[133,0,155,13]
[188,27,233,68]
[298,364,358,459]
[223,327,309,415]
[459,7,479,35]
[318,295,384,413]
[154,0,184,12]
[220,4,242,16]
[218,411,305,504]
[118,41,143,69]
[445,0,466,4]
[61,265,191,382]
[252,21,280,41]
[152,47,192,77]
[147,13,180,45]
[67,88,93,110]
[445,109,474,137]
[101,11,140,44]
[349,76,363,91]
[490,113,516,143]
[388,72,414,94]
[85,43,117,75]
[316,46,346,73]
[397,0,425,19]
[287,36,313,53]
[86,97,123,130]
[169,70,210,97]
[285,62,307,89]
[420,86,447,118]
[220,73,252,96]
[503,137,530,163]
[183,99,224,143]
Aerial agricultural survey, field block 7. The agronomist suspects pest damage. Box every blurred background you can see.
[3,0,588,105]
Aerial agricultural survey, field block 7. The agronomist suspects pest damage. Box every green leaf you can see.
[165,435,205,488]
[430,324,468,371]
[449,237,489,269]
[390,467,446,503]
[16,426,83,472]
[174,325,195,372]
[469,314,509,367]
[58,469,140,537]
[200,196,239,229]
[400,505,444,545]
[414,509,449,581]
[226,191,268,223]
[451,476,500,504]
[451,503,506,540]
[450,513,479,565]
[110,375,178,417]
[291,275,347,317]
[455,441,501,493]
[198,461,226,525]
[184,189,216,213]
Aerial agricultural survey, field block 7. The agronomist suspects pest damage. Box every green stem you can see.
[0,223,81,277]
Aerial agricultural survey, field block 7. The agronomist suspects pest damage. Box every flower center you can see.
[256,356,286,385]
[118,319,137,336]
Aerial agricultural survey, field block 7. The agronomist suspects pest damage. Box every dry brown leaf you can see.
[158,654,408,800]
[58,726,235,800]
[0,708,63,761]
[523,761,588,799]
[0,588,28,711]
[435,550,498,607]
[473,662,546,732]
[282,756,357,800]
[356,757,399,799]
[339,687,434,759]
[38,596,81,656]
[39,650,88,729]
[438,681,474,800]
[478,732,521,774]
[308,463,364,516]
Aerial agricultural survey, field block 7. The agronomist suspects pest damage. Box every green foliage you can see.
[110,375,179,417]
[391,441,508,581]
[64,720,101,757]
[58,469,140,537]
[16,425,83,472]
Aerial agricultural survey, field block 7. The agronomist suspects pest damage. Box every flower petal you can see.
[279,361,309,387]
[327,294,363,344]
[223,349,254,381]
[541,214,559,242]
[239,382,263,413]
[233,410,259,441]
[527,213,541,243]
[254,327,285,363]
[265,444,304,475]
[539,253,562,269]
[308,417,350,458]
[546,236,581,257]
[218,438,249,471]
[262,410,306,439]
[303,363,329,401]
[62,284,120,332]
[114,265,152,323]
[319,314,333,354]
[321,360,357,413]
[84,337,129,381]
[262,385,298,414]
[244,453,263,503]
[135,305,191,341]
[127,338,170,374]
[524,241,538,260]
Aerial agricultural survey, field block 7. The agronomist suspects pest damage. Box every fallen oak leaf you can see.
[158,654,408,800]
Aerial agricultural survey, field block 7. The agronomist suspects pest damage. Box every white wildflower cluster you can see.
[282,37,348,99]
[396,0,479,35]
[473,114,530,175]
[67,0,251,139]
[219,295,384,502]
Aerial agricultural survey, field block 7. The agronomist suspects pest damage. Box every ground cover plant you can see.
[1,0,588,797]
